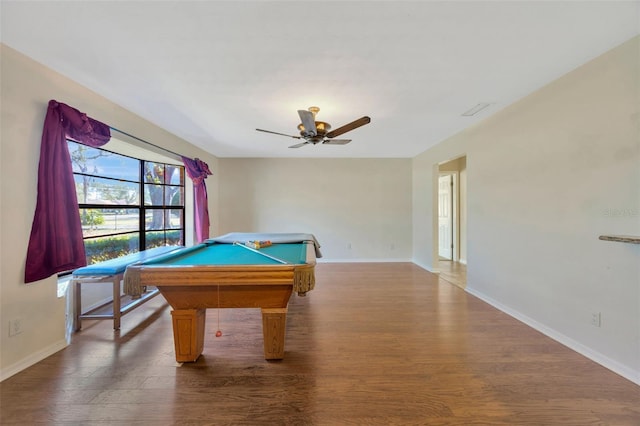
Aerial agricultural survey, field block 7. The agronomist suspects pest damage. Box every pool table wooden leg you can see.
[261,307,288,360]
[171,309,206,363]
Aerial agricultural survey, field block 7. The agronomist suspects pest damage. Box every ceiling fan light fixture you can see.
[315,121,330,134]
[298,121,330,136]
[308,106,320,117]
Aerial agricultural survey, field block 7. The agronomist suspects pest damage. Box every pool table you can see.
[124,236,317,363]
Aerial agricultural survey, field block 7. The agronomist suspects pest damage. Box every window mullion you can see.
[139,160,146,251]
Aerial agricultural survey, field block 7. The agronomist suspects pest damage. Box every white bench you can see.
[71,246,182,331]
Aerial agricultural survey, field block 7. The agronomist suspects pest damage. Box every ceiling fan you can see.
[256,106,371,148]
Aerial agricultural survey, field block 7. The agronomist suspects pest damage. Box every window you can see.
[68,140,185,264]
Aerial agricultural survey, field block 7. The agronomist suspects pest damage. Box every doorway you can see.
[436,156,467,288]
[438,173,455,260]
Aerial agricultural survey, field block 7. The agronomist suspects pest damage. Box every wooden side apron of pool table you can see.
[134,243,315,363]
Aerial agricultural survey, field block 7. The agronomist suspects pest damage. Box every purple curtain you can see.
[182,157,213,243]
[25,100,111,283]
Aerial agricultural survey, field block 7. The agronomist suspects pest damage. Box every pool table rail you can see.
[136,264,300,286]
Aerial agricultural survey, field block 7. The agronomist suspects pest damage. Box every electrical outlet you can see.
[9,319,23,336]
[591,312,601,327]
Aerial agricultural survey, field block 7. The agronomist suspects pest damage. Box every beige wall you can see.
[0,45,219,380]
[218,158,412,261]
[413,36,640,383]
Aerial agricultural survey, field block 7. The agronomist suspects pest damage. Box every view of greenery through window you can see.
[68,140,185,264]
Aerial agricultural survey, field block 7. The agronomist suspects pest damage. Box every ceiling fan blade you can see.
[322,139,351,145]
[256,128,302,139]
[288,141,309,148]
[297,110,317,137]
[325,116,371,138]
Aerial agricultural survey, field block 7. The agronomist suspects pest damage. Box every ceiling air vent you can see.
[462,103,491,116]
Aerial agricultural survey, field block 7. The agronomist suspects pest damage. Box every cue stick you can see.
[233,242,290,264]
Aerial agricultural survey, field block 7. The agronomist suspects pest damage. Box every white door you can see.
[438,174,453,259]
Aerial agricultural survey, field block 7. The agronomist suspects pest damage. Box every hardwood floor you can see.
[1,263,638,425]
[437,260,467,289]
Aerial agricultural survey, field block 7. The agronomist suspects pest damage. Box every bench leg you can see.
[73,280,82,331]
[112,277,121,330]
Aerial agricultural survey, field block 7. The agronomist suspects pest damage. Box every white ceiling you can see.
[2,1,638,158]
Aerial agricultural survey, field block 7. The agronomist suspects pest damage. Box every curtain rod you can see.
[109,126,184,160]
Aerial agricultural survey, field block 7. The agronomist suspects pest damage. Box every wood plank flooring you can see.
[437,260,467,289]
[1,263,638,425]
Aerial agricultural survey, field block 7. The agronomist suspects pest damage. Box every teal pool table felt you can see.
[142,242,310,266]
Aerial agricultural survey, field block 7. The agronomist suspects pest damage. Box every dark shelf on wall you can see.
[599,235,640,244]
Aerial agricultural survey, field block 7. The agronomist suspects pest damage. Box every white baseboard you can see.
[0,339,68,382]
[412,261,439,274]
[465,286,640,386]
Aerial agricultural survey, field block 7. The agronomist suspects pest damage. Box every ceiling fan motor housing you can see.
[298,121,331,140]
